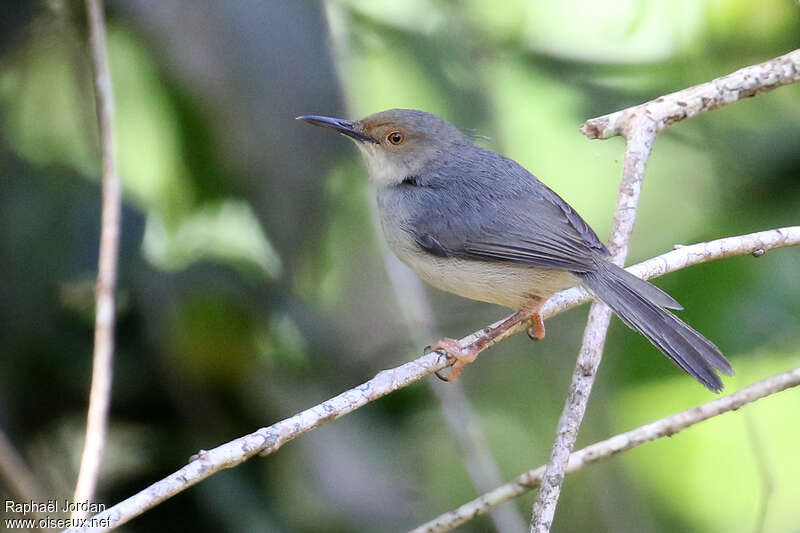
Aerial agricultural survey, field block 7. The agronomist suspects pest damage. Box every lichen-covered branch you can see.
[62,226,799,532]
[580,49,800,140]
[72,0,122,521]
[530,114,654,532]
[413,366,800,533]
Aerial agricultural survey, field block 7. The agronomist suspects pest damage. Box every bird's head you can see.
[298,109,468,187]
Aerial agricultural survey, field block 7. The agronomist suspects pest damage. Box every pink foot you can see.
[526,313,546,341]
[431,337,480,381]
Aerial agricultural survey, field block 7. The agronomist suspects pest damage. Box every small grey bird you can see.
[298,109,733,391]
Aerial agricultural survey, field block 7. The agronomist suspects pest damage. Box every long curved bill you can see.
[296,114,378,144]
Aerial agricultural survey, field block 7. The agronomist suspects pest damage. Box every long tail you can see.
[577,262,733,392]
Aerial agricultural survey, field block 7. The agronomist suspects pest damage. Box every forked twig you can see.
[529,48,800,532]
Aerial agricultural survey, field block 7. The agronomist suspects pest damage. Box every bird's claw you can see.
[431,337,480,381]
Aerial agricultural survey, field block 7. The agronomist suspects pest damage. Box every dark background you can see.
[1,1,799,531]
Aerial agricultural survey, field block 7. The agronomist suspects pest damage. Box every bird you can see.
[297,109,733,391]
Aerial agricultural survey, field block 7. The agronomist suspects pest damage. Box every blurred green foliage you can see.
[0,1,798,532]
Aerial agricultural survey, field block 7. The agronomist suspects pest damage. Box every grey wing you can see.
[537,184,609,256]
[411,179,605,274]
[408,163,682,309]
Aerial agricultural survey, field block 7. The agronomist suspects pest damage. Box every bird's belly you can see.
[396,247,579,310]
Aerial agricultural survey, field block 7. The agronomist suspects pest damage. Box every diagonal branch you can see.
[531,111,654,533]
[62,226,799,532]
[580,48,800,140]
[413,366,800,533]
[72,0,122,520]
[530,48,800,532]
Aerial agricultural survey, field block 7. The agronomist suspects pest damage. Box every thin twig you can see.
[72,0,122,520]
[62,226,800,532]
[412,367,800,533]
[530,48,800,532]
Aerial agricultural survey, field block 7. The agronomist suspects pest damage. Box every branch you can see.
[530,49,800,532]
[72,0,122,520]
[61,226,800,532]
[580,48,800,140]
[412,366,800,533]
[531,106,653,533]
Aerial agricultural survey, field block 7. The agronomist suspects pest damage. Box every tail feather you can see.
[578,262,733,392]
[607,264,683,310]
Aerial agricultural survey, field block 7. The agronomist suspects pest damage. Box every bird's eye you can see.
[387,131,405,145]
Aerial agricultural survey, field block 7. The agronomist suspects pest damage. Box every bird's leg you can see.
[526,312,546,341]
[433,297,545,381]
